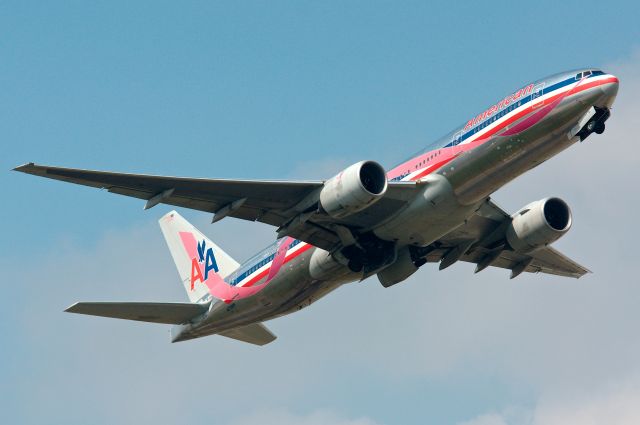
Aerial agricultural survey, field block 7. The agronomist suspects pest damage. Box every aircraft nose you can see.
[594,74,619,109]
[600,74,619,99]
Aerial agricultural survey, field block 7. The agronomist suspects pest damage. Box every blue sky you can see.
[3,0,638,247]
[3,1,640,424]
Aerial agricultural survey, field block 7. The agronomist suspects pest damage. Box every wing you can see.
[65,302,209,324]
[423,199,590,278]
[14,163,420,252]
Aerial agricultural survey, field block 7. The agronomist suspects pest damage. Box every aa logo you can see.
[190,239,219,290]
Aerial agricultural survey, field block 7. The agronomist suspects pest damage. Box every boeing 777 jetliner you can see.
[16,68,619,345]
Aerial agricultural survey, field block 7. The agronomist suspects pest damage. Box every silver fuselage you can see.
[173,69,619,341]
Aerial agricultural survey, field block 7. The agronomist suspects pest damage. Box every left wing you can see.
[422,199,590,278]
[14,163,419,252]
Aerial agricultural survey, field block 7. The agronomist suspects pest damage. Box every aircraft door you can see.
[451,130,464,156]
[531,83,545,109]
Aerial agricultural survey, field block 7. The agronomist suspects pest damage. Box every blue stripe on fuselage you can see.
[442,75,580,148]
[389,72,604,182]
[225,239,303,286]
[223,74,606,282]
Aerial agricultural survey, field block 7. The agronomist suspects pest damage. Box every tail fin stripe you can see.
[179,231,276,303]
[160,210,239,303]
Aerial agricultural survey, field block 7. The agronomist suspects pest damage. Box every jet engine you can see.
[506,197,572,253]
[309,248,345,280]
[319,160,388,219]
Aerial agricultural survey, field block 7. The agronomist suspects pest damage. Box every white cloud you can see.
[226,409,382,425]
[1,217,293,425]
[459,376,640,425]
[532,384,640,425]
[458,413,510,425]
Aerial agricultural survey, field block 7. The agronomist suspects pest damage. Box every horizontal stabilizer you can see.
[218,323,277,346]
[65,302,209,325]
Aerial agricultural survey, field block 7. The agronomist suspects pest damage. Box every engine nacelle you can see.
[319,160,388,219]
[506,197,572,253]
[309,248,344,280]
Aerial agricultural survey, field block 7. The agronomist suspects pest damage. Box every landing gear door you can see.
[531,83,545,109]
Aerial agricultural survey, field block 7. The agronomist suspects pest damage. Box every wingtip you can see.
[261,335,277,346]
[577,269,593,279]
[64,302,81,313]
[12,162,36,172]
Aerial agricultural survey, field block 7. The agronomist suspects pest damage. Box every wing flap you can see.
[65,302,209,324]
[529,246,591,277]
[218,323,277,346]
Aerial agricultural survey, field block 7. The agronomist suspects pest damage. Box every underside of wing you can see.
[14,163,421,253]
[422,199,590,278]
[14,162,321,226]
[457,245,590,278]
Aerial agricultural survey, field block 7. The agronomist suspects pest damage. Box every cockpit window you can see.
[575,70,595,80]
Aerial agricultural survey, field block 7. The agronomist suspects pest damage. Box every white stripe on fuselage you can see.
[223,75,614,291]
[398,75,613,183]
[235,240,309,288]
[459,74,610,147]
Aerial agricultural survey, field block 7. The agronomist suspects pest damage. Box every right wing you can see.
[423,199,590,278]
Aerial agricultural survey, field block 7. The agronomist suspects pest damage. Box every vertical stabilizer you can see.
[159,211,240,303]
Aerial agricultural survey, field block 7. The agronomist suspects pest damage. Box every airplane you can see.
[15,68,619,345]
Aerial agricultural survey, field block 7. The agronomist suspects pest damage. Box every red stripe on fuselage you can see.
[469,76,614,143]
[405,76,617,182]
[241,243,314,288]
[228,77,619,293]
[408,156,456,181]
